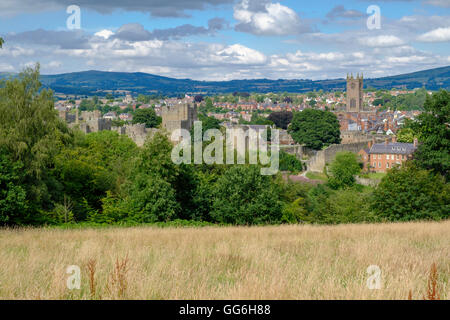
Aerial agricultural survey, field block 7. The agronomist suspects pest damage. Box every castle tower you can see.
[346,73,363,112]
[161,103,198,135]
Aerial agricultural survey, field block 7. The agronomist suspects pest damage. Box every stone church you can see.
[346,73,363,112]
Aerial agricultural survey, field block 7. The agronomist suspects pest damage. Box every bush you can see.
[279,151,303,173]
[211,165,284,225]
[327,152,361,189]
[127,174,180,223]
[371,163,449,221]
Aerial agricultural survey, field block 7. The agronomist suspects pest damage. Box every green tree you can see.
[371,163,449,221]
[288,109,341,150]
[327,152,361,189]
[211,165,283,225]
[279,151,303,172]
[0,64,73,222]
[132,108,161,128]
[267,111,293,129]
[396,127,416,143]
[204,97,214,111]
[137,94,150,104]
[0,37,3,48]
[126,173,179,223]
[0,148,28,225]
[408,90,450,180]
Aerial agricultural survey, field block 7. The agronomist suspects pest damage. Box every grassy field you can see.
[0,221,448,300]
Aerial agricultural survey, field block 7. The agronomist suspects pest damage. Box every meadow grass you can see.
[0,221,448,299]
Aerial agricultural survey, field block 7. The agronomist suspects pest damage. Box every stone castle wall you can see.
[307,141,370,172]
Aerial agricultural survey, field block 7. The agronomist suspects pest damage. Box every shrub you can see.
[371,163,449,221]
[211,165,284,225]
[327,152,361,189]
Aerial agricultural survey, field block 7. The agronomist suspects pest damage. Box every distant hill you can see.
[1,66,449,96]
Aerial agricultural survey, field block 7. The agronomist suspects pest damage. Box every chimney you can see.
[385,138,389,146]
[368,140,373,149]
[392,136,397,143]
[413,138,418,147]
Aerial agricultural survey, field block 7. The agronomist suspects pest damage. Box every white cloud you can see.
[387,56,427,64]
[234,0,307,35]
[0,63,15,72]
[358,35,405,48]
[216,44,266,64]
[47,60,62,68]
[94,29,115,39]
[1,25,449,81]
[417,27,450,42]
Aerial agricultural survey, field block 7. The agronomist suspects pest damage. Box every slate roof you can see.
[369,142,417,155]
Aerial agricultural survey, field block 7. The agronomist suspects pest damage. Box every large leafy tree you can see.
[0,37,3,48]
[0,65,73,222]
[54,131,138,220]
[0,148,28,224]
[268,111,293,129]
[288,109,341,150]
[371,163,449,221]
[327,152,361,189]
[211,165,284,225]
[132,108,161,128]
[408,90,449,181]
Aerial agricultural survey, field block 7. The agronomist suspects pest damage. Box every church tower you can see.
[346,73,363,112]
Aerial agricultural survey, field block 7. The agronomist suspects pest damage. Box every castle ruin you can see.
[161,103,197,134]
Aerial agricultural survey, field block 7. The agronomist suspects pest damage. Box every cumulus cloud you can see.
[113,19,227,41]
[0,4,448,81]
[95,29,114,39]
[0,0,234,18]
[233,0,310,36]
[417,27,450,42]
[358,35,405,47]
[5,29,90,49]
[2,35,448,81]
[216,44,267,65]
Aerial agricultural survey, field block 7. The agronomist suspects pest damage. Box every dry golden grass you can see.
[0,221,448,300]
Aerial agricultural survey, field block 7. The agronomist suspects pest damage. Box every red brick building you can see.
[358,138,418,172]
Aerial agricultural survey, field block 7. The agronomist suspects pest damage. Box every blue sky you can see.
[0,0,449,80]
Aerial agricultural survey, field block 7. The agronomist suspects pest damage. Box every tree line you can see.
[0,66,448,226]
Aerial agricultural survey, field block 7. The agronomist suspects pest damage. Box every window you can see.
[379,162,381,168]
[386,163,389,168]
[386,154,389,160]
[373,162,376,168]
[396,155,399,160]
[392,155,395,160]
